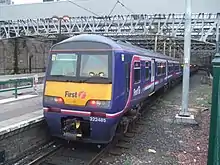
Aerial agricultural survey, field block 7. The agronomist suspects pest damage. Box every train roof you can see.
[58,34,180,62]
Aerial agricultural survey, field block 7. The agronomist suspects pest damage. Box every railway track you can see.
[12,88,166,165]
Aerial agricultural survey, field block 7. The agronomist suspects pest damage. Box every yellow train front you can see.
[43,35,123,144]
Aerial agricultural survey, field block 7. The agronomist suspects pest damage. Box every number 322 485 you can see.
[90,117,106,123]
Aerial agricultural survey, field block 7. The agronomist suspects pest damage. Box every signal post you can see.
[207,13,220,165]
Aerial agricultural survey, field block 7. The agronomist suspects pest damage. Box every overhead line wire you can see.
[117,0,134,14]
[108,0,119,16]
[67,0,100,17]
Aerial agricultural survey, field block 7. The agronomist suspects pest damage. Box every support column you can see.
[154,35,158,52]
[175,0,196,124]
[169,44,172,57]
[173,42,176,58]
[163,40,166,55]
[180,0,192,117]
[207,12,220,165]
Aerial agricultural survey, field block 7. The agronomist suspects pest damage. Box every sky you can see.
[12,0,43,4]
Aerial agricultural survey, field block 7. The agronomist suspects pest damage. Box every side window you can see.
[134,61,141,83]
[175,64,179,71]
[162,62,166,74]
[145,61,149,80]
[169,63,173,72]
[157,62,161,75]
[157,61,166,76]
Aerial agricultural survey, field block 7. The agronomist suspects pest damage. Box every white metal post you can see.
[179,0,192,117]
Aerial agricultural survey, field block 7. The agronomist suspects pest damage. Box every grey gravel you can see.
[99,72,211,165]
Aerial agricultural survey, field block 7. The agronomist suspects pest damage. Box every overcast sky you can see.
[13,0,42,4]
[6,0,219,20]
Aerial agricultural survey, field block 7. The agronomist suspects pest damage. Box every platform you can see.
[0,94,43,121]
[0,110,43,135]
[0,95,44,141]
[0,79,44,132]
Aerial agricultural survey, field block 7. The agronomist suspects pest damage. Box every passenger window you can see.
[157,62,161,75]
[157,62,166,76]
[162,62,166,74]
[134,62,141,83]
[145,62,149,80]
[157,63,159,75]
[169,63,173,72]
[175,64,179,71]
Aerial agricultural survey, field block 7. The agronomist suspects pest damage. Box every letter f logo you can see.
[78,91,86,99]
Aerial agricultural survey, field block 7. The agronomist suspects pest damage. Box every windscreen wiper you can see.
[51,75,79,82]
[81,76,111,83]
[50,75,66,78]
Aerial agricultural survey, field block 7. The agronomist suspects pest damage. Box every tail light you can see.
[44,96,64,104]
[86,100,111,109]
[54,97,64,104]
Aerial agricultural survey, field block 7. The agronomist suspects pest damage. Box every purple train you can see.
[43,34,198,144]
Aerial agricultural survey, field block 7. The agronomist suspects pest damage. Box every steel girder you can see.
[0,13,218,61]
[112,34,217,59]
[0,13,219,42]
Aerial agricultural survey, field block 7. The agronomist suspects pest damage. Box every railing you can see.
[0,78,33,98]
[0,74,45,98]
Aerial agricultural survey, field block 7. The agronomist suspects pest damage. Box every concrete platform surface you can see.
[0,110,43,136]
[0,72,45,81]
[0,96,43,122]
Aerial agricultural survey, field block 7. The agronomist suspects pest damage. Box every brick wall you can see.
[0,38,53,75]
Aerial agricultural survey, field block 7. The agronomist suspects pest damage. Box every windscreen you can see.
[47,52,112,83]
[80,54,108,78]
[50,53,78,77]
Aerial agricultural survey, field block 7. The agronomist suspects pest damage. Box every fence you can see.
[0,74,45,98]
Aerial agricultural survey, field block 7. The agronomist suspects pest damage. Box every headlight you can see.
[86,100,111,109]
[44,95,64,104]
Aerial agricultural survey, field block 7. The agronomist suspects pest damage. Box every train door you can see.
[149,59,155,94]
[125,62,130,99]
[133,60,141,99]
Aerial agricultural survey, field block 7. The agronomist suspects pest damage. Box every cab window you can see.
[80,54,109,78]
[50,53,77,76]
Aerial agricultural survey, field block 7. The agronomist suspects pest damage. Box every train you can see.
[43,34,198,144]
